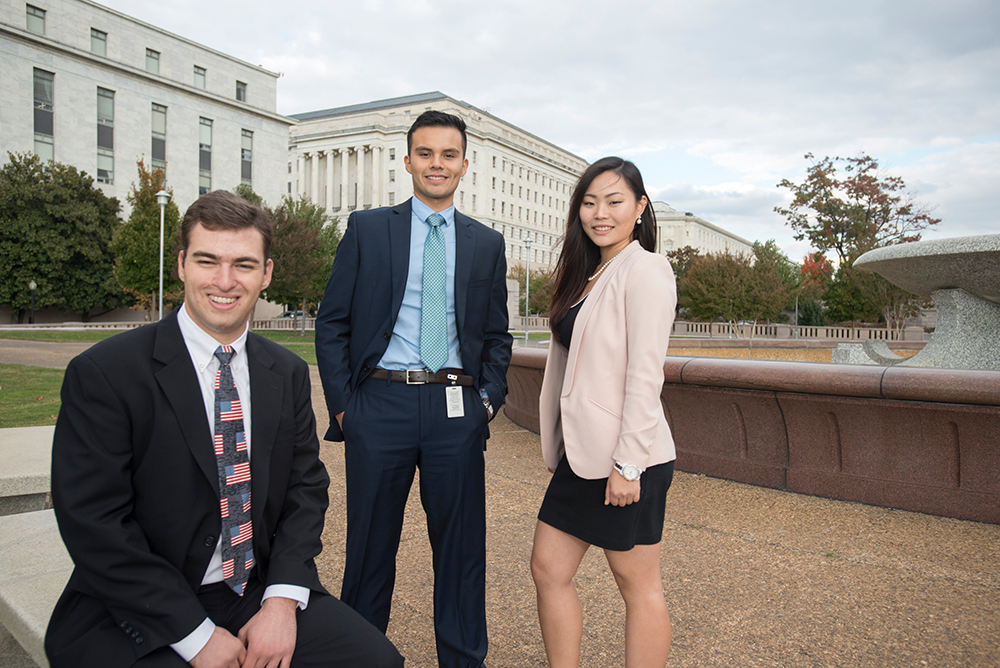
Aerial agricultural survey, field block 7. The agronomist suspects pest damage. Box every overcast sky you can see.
[103,0,999,262]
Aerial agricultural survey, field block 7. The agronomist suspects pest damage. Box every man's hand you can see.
[335,411,344,429]
[238,596,297,668]
[189,627,246,668]
[605,471,641,507]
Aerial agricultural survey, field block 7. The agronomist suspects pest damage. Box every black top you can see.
[555,297,586,349]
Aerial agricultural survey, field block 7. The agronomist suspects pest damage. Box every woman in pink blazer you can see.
[531,157,677,667]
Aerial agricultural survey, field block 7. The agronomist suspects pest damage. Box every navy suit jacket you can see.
[316,198,512,441]
[45,311,330,667]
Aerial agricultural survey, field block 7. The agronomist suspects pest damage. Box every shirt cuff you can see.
[263,584,310,610]
[171,617,215,662]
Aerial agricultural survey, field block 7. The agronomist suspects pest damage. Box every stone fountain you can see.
[832,234,1000,371]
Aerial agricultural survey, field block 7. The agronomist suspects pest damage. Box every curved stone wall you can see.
[504,348,1000,524]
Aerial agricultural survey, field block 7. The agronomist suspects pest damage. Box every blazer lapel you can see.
[389,200,413,321]
[562,241,643,396]
[454,212,476,342]
[246,334,281,525]
[153,313,217,491]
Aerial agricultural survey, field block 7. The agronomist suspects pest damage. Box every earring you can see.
[636,216,642,225]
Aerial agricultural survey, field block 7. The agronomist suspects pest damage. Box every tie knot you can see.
[427,213,445,228]
[214,345,235,366]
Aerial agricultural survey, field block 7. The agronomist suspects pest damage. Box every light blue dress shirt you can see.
[378,198,463,371]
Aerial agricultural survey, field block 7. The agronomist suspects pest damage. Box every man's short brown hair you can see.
[180,190,273,260]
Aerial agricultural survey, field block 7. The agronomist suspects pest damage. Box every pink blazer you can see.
[539,241,677,479]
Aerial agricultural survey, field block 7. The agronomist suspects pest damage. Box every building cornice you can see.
[1,22,296,127]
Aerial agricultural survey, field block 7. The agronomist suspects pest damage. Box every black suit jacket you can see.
[45,311,330,667]
[315,198,512,441]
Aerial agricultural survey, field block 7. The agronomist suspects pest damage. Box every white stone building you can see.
[652,201,753,257]
[288,92,589,269]
[0,0,294,213]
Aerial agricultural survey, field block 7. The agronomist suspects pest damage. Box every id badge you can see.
[445,385,465,418]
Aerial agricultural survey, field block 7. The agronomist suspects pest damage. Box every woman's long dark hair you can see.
[549,157,657,346]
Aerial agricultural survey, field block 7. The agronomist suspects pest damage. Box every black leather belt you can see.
[369,368,474,386]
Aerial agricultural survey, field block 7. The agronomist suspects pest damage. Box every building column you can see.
[341,148,350,210]
[296,153,304,196]
[310,152,320,203]
[326,151,336,214]
[357,146,367,210]
[372,145,383,208]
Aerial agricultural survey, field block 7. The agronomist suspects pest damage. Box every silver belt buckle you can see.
[405,369,425,385]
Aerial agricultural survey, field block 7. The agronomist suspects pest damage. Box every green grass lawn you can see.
[0,330,118,342]
[0,364,65,428]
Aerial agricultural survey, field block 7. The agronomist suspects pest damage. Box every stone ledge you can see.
[0,510,72,668]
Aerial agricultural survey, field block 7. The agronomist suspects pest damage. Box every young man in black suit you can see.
[46,190,402,668]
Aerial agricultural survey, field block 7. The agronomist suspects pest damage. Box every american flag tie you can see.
[214,346,253,596]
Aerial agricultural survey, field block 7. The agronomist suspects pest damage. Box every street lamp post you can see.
[28,279,36,324]
[156,190,171,321]
[524,236,533,342]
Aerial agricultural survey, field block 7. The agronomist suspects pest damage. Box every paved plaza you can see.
[1,339,998,667]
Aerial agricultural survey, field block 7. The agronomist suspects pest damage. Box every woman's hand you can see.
[605,470,640,506]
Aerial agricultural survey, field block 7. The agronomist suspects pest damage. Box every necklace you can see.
[588,248,626,281]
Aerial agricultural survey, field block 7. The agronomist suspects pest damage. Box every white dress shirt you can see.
[171,305,308,661]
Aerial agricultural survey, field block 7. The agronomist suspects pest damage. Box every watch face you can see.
[623,464,641,481]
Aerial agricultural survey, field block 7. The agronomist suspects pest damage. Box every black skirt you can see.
[538,455,674,551]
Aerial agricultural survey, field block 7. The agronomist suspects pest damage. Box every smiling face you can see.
[178,222,273,344]
[404,125,469,211]
[579,170,648,264]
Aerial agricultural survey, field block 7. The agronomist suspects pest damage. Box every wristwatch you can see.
[480,389,494,420]
[614,461,642,482]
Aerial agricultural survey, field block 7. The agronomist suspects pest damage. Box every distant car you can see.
[278,310,307,319]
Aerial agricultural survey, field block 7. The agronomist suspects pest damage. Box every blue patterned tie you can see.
[420,213,449,373]
[213,346,253,596]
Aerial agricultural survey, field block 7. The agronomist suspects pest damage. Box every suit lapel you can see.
[247,334,281,526]
[153,313,217,490]
[562,241,643,395]
[454,211,476,343]
[389,201,413,322]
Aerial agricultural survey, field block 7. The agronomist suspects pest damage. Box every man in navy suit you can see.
[316,110,512,668]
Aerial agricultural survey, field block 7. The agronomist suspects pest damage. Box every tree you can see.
[775,152,940,266]
[678,250,792,333]
[776,152,938,330]
[264,195,339,319]
[752,239,799,313]
[112,159,182,318]
[507,265,555,316]
[0,152,127,322]
[233,182,263,206]
[799,251,834,300]
[665,245,701,282]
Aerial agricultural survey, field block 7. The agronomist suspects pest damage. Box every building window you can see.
[241,129,252,186]
[26,4,45,34]
[501,202,505,215]
[388,192,395,205]
[492,177,496,189]
[90,29,107,56]
[97,88,114,183]
[199,117,212,194]
[460,192,465,207]
[194,66,206,89]
[472,172,476,185]
[492,156,496,168]
[146,48,159,74]
[33,68,54,162]
[472,194,476,210]
[388,169,395,183]
[151,103,166,173]
[492,198,496,213]
[389,148,395,160]
[472,150,477,163]
[236,81,247,102]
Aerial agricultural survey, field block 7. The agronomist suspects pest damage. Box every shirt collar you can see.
[411,197,455,228]
[177,304,249,367]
